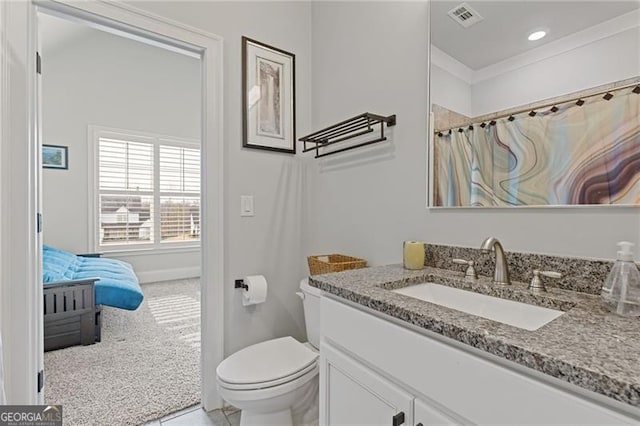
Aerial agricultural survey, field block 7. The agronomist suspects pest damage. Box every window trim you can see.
[88,125,201,253]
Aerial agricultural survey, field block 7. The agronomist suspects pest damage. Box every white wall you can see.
[42,25,201,281]
[430,64,472,117]
[308,1,639,265]
[308,1,431,263]
[472,28,640,116]
[125,1,312,356]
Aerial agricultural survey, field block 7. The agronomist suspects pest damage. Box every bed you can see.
[43,245,144,351]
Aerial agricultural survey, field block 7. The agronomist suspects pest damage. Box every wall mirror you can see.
[429,1,640,207]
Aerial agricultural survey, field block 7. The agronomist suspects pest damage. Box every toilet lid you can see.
[216,336,318,386]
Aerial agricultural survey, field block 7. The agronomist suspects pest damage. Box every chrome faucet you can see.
[480,237,511,286]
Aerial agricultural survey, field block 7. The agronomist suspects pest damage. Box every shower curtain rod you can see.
[434,80,640,134]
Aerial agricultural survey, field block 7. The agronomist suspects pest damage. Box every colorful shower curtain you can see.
[434,87,640,207]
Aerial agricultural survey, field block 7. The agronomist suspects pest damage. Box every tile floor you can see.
[145,405,240,426]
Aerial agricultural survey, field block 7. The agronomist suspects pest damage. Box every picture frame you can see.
[242,36,296,154]
[42,145,69,170]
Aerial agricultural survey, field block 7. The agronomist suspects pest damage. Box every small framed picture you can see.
[42,145,68,170]
[242,36,296,154]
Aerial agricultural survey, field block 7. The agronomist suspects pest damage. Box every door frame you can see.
[0,0,225,410]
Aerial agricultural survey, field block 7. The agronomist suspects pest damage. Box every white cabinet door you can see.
[321,342,413,426]
[413,398,461,426]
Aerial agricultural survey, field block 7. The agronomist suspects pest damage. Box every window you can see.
[91,128,200,251]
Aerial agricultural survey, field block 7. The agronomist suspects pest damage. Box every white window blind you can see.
[159,145,200,193]
[99,139,154,192]
[159,145,201,242]
[94,130,200,251]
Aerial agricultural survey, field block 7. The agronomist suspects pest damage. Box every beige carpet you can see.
[44,278,201,426]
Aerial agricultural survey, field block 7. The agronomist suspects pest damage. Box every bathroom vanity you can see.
[310,257,640,425]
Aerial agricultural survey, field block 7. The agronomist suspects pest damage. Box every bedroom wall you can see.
[124,1,313,356]
[42,19,201,283]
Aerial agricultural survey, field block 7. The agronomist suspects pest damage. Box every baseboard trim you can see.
[137,267,201,284]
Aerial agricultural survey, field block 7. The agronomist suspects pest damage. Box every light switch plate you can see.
[240,195,254,217]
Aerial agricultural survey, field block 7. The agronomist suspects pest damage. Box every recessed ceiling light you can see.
[528,30,547,41]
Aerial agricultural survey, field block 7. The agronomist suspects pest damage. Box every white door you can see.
[321,342,413,426]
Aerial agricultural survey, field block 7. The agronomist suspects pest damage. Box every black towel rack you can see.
[299,112,396,158]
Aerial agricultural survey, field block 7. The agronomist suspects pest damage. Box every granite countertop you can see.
[309,265,640,408]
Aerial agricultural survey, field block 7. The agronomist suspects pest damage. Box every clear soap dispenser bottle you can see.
[601,242,640,317]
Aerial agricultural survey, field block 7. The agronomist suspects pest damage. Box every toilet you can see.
[216,278,321,426]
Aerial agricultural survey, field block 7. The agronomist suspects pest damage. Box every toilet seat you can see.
[216,336,318,391]
[217,363,319,404]
[218,360,317,391]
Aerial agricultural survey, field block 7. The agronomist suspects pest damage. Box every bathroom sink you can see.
[392,283,564,331]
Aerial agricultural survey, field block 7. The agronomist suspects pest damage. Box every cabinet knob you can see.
[416,423,424,426]
[392,411,405,426]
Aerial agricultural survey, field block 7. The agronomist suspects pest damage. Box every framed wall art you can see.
[43,145,69,170]
[242,36,296,154]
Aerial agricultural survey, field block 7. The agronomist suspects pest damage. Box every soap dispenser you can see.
[601,242,640,317]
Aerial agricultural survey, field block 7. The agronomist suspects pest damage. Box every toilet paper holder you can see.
[234,279,249,291]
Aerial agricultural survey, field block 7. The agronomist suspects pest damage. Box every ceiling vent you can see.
[447,2,484,28]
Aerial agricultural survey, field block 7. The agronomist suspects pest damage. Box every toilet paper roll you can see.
[403,241,425,270]
[242,275,268,306]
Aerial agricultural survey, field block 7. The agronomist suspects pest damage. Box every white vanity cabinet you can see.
[320,296,640,425]
[322,341,458,426]
[322,343,413,426]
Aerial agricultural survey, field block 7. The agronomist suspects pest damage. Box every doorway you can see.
[0,0,224,413]
[39,11,206,422]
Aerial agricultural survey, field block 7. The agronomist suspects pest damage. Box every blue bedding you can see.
[43,245,144,311]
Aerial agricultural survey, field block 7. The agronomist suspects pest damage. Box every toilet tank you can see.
[299,278,321,349]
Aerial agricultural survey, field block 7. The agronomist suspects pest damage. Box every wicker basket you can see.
[307,254,367,275]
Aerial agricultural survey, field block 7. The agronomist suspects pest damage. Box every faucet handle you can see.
[452,258,478,281]
[529,269,562,292]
